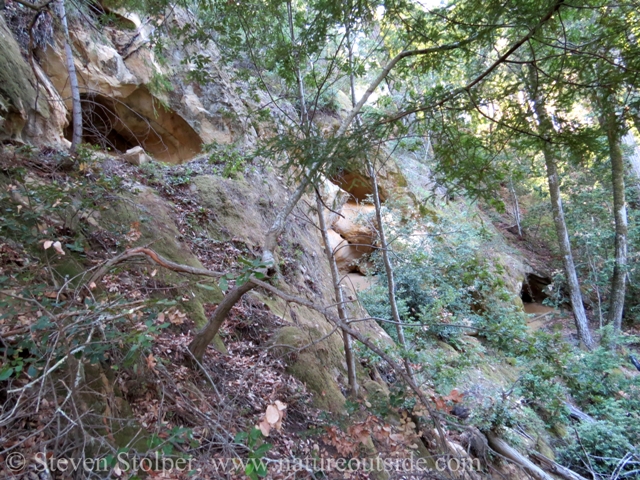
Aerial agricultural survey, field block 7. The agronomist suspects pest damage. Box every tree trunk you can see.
[315,191,358,397]
[287,0,308,131]
[187,31,471,363]
[509,177,522,236]
[346,24,412,377]
[622,131,640,196]
[485,432,556,480]
[188,281,255,360]
[57,0,82,152]
[604,108,628,333]
[368,160,414,378]
[525,66,594,350]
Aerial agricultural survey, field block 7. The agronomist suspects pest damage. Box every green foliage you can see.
[360,202,526,354]
[558,420,638,478]
[148,71,174,98]
[234,428,272,479]
[205,143,251,179]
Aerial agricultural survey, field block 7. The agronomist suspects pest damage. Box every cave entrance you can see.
[521,273,551,304]
[64,88,202,163]
[64,93,137,153]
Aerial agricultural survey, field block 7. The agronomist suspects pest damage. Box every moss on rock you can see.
[0,17,51,142]
[272,326,347,412]
[98,185,225,351]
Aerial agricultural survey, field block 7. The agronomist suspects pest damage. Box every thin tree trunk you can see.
[622,131,640,197]
[287,0,308,131]
[525,65,594,349]
[315,191,358,397]
[604,107,628,333]
[188,180,308,361]
[368,160,414,377]
[509,177,522,236]
[346,24,412,377]
[57,0,82,151]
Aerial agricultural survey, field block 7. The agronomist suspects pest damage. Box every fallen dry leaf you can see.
[265,405,280,424]
[52,241,65,256]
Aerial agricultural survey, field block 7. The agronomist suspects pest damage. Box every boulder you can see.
[122,146,152,166]
[332,201,376,246]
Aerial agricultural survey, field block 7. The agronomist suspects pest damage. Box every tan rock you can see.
[332,201,376,246]
[0,17,66,145]
[122,146,151,166]
[318,178,350,226]
[326,229,373,272]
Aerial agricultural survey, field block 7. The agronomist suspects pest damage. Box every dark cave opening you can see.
[521,273,551,304]
[64,93,140,154]
[63,89,203,163]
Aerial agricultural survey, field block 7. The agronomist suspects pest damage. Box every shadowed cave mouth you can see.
[64,90,202,163]
[521,273,551,304]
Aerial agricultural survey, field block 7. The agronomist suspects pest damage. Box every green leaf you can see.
[238,257,252,266]
[219,276,228,292]
[0,367,14,381]
[253,443,272,457]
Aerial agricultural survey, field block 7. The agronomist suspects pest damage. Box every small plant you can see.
[204,143,250,178]
[234,427,272,479]
[148,71,174,98]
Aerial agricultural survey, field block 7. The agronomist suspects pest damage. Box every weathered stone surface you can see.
[332,201,376,246]
[326,228,373,273]
[0,16,66,145]
[318,177,350,226]
[121,146,151,166]
[36,10,256,162]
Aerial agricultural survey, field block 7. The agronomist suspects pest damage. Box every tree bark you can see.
[622,131,640,196]
[315,191,358,397]
[525,65,594,350]
[188,280,255,360]
[57,0,82,152]
[368,160,414,378]
[287,0,308,131]
[485,432,556,480]
[603,105,628,333]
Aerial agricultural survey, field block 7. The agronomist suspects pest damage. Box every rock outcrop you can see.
[17,8,257,162]
[0,16,66,145]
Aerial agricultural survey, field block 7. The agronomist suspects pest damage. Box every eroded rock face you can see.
[0,16,66,145]
[321,200,378,273]
[35,9,255,162]
[332,202,376,246]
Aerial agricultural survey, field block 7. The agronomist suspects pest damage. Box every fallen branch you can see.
[530,451,589,480]
[564,402,595,424]
[486,431,555,480]
[87,246,223,289]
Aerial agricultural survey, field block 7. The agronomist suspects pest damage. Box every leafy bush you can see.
[558,420,638,478]
[360,202,526,354]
